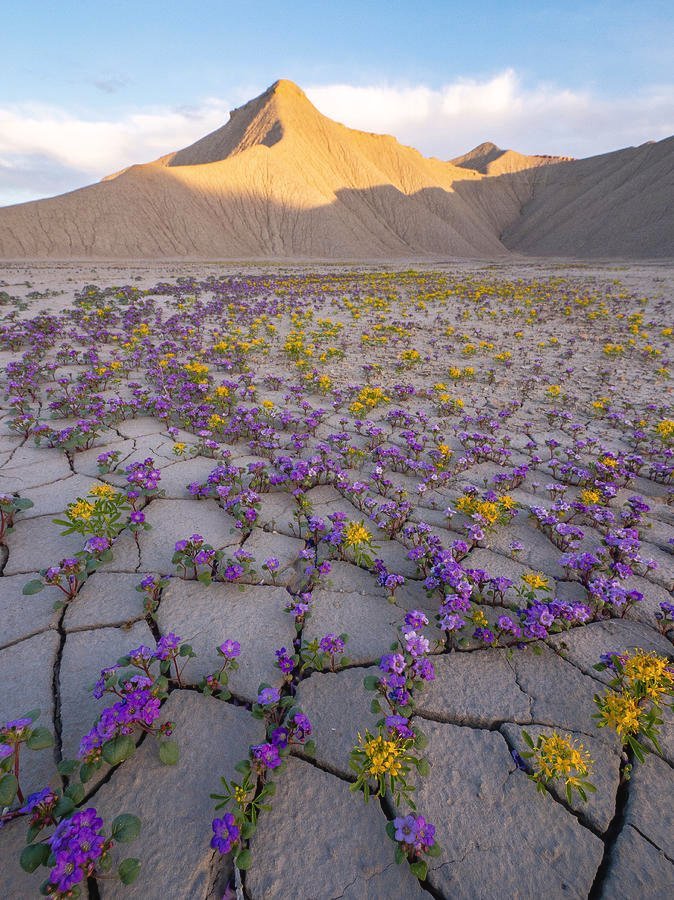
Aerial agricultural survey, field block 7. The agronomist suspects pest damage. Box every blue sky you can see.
[2,0,673,204]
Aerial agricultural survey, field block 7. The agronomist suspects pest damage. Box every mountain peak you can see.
[451,141,506,171]
[451,141,571,175]
[268,78,306,98]
[473,141,503,154]
[166,79,317,167]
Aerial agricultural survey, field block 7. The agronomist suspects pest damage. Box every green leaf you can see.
[394,845,405,864]
[234,759,251,775]
[27,823,42,844]
[26,727,54,751]
[241,821,256,840]
[65,782,85,804]
[20,842,50,873]
[55,794,77,817]
[102,734,136,766]
[79,761,99,783]
[363,675,379,690]
[235,849,252,870]
[0,773,18,806]
[414,729,428,750]
[118,858,141,885]
[57,758,78,776]
[628,735,646,763]
[416,757,431,777]
[409,860,428,880]
[522,730,535,748]
[385,820,396,840]
[158,740,179,766]
[22,580,45,595]
[111,814,141,844]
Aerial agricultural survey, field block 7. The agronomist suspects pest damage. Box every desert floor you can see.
[0,260,672,899]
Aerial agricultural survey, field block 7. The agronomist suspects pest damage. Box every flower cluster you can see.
[519,730,596,803]
[299,632,349,673]
[21,807,142,896]
[200,638,241,699]
[386,813,441,881]
[23,555,98,606]
[367,612,436,717]
[76,636,194,778]
[53,484,130,539]
[172,533,222,583]
[594,649,674,761]
[349,727,428,808]
[210,651,314,875]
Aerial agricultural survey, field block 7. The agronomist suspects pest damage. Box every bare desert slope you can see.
[0,79,672,259]
[503,136,674,257]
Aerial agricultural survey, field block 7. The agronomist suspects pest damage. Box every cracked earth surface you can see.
[0,261,672,899]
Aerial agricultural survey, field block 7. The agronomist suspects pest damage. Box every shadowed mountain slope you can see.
[502,136,674,257]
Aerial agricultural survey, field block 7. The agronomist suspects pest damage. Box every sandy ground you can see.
[0,260,672,899]
[2,257,673,297]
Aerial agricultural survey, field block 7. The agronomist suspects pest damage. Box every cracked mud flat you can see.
[0,259,673,899]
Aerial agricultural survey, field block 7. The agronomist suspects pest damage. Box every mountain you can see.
[451,141,572,176]
[0,79,672,259]
[502,136,674,257]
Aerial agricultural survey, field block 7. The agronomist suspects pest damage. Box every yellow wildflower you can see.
[361,734,403,777]
[343,521,372,548]
[622,651,674,701]
[472,609,489,628]
[580,489,601,506]
[534,732,592,786]
[522,572,549,591]
[599,692,642,737]
[655,419,674,441]
[88,484,117,499]
[68,500,94,521]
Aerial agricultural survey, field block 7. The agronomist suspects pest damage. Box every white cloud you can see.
[0,99,233,176]
[1,70,672,205]
[306,70,674,160]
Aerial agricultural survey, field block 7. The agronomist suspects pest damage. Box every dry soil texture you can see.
[0,260,672,899]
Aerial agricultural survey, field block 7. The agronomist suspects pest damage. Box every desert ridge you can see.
[0,79,672,259]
